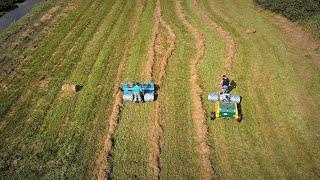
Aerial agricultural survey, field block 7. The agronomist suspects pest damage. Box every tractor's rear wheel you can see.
[210,112,216,120]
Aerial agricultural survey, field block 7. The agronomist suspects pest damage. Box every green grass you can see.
[110,0,154,179]
[302,13,320,42]
[0,0,120,178]
[255,0,320,43]
[0,0,95,121]
[0,0,319,178]
[158,0,204,179]
[199,0,320,178]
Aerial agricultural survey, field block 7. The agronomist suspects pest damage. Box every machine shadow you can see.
[153,84,160,101]
[237,102,243,122]
[229,80,237,92]
[230,79,243,122]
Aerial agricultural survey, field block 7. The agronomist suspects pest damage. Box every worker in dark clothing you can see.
[220,75,230,93]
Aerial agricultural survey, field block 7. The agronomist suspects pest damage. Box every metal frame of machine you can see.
[208,90,242,122]
[120,81,156,103]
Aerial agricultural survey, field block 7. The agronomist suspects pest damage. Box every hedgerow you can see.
[255,0,320,41]
[0,0,25,14]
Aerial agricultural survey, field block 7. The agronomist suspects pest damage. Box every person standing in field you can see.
[132,83,143,103]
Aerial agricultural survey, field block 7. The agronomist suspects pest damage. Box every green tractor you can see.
[208,84,242,122]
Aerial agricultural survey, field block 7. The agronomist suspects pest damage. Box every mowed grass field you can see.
[0,0,319,179]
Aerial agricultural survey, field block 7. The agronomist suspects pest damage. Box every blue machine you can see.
[121,81,155,103]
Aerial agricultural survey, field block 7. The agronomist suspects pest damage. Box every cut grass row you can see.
[157,0,205,178]
[0,0,129,178]
[0,0,59,44]
[92,1,148,178]
[0,0,318,178]
[31,0,132,178]
[176,0,214,178]
[181,0,230,178]
[111,0,208,178]
[110,0,154,179]
[198,0,320,178]
[148,0,176,178]
[0,0,107,139]
[0,0,95,121]
[45,1,141,178]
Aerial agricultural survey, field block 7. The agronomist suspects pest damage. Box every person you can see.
[132,83,143,103]
[220,75,230,93]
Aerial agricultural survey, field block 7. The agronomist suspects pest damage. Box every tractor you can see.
[120,81,155,103]
[208,80,242,122]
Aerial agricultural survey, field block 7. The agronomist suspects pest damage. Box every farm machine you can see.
[208,77,242,122]
[120,81,156,103]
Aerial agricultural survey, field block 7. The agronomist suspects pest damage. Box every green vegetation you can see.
[0,0,319,179]
[0,0,24,16]
[255,0,320,41]
[110,0,155,179]
[255,0,320,21]
[159,1,203,178]
[302,13,320,41]
[200,0,320,178]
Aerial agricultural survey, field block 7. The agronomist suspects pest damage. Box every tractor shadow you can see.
[229,80,237,92]
[154,84,160,101]
[237,103,244,123]
[229,80,244,122]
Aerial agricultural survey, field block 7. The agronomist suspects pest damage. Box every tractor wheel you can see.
[237,114,242,122]
[210,112,216,120]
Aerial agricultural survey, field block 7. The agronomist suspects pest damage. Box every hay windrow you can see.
[92,2,146,179]
[176,0,215,179]
[147,0,177,179]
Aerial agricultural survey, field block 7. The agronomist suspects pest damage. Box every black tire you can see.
[210,112,216,120]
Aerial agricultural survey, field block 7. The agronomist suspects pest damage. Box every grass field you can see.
[0,0,319,179]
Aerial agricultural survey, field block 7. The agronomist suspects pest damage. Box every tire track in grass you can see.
[176,0,214,179]
[147,0,176,178]
[93,2,146,179]
[193,0,238,177]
